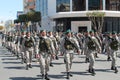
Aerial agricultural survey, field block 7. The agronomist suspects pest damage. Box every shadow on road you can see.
[4,66,25,70]
[95,68,113,73]
[9,77,40,80]
[61,71,91,76]
[2,58,18,61]
[2,61,21,64]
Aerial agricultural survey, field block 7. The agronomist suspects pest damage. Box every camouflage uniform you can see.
[61,30,80,79]
[38,30,55,80]
[109,32,119,73]
[86,31,101,75]
[23,32,35,70]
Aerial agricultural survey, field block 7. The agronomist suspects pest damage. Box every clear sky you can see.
[0,0,23,22]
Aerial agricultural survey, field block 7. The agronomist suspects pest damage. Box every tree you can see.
[0,26,4,30]
[27,11,41,32]
[86,11,105,33]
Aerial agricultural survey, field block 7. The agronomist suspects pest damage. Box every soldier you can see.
[48,31,58,67]
[103,32,112,61]
[61,30,80,79]
[22,32,35,70]
[86,31,101,75]
[19,31,26,63]
[94,32,102,58]
[33,32,39,59]
[109,32,119,73]
[37,30,55,80]
[83,31,90,63]
[54,32,61,60]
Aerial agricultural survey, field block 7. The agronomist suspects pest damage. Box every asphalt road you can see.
[0,40,120,80]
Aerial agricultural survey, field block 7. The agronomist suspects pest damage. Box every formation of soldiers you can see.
[1,29,120,80]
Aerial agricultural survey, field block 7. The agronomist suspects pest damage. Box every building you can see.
[23,0,36,13]
[35,0,120,33]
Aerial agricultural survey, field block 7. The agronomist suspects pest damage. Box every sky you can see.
[0,0,23,22]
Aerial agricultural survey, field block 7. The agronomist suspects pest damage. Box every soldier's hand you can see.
[35,54,40,58]
[51,54,55,59]
[77,50,80,55]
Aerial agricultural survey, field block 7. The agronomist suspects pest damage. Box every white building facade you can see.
[36,0,120,33]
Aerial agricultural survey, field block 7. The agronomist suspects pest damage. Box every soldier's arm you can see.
[94,38,101,53]
[73,38,81,54]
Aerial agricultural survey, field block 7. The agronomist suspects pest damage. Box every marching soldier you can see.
[83,31,90,63]
[19,31,26,63]
[103,32,112,61]
[22,32,35,70]
[37,30,55,80]
[86,31,101,75]
[48,31,58,66]
[109,32,119,73]
[54,32,61,60]
[33,32,39,59]
[61,30,80,79]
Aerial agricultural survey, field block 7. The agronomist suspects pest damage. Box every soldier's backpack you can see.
[39,37,51,52]
[24,37,34,48]
[64,37,78,50]
[87,37,96,50]
[110,38,119,50]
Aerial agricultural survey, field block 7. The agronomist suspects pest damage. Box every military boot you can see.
[94,53,99,58]
[26,65,29,70]
[107,57,111,61]
[91,68,96,75]
[85,58,89,63]
[41,74,45,79]
[69,72,73,77]
[114,67,118,73]
[56,56,59,60]
[29,64,32,68]
[111,66,115,70]
[66,72,70,79]
[45,73,50,80]
[50,63,53,67]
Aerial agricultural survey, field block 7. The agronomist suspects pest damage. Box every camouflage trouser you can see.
[106,47,111,58]
[24,48,33,65]
[38,52,50,74]
[88,50,96,70]
[110,50,117,68]
[64,50,74,72]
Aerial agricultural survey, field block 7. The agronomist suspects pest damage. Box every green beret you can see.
[65,29,71,34]
[89,30,94,33]
[112,31,116,35]
[40,30,46,33]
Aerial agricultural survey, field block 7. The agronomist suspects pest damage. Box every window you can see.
[89,0,102,10]
[56,0,70,12]
[72,0,86,11]
[106,0,120,11]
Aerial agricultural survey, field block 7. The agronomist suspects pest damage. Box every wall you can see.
[71,21,91,32]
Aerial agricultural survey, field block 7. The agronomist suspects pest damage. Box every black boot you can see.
[111,66,115,70]
[45,73,50,80]
[56,56,59,60]
[50,63,53,67]
[107,57,111,61]
[41,74,45,79]
[85,58,89,63]
[69,72,73,77]
[88,68,92,73]
[26,65,29,70]
[91,68,96,75]
[95,53,99,58]
[64,59,66,63]
[29,64,32,68]
[66,72,70,79]
[115,67,118,73]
